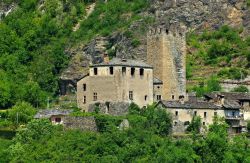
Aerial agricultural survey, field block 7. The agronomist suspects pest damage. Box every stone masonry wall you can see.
[147,25,186,100]
[63,116,97,131]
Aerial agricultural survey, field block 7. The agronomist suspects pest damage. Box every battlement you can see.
[147,25,186,38]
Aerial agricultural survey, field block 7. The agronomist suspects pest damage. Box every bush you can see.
[232,85,249,93]
[8,102,37,125]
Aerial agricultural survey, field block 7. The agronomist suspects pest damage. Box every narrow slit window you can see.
[175,111,178,116]
[145,95,147,101]
[129,91,133,100]
[83,96,86,104]
[194,111,197,116]
[94,68,98,75]
[93,92,97,101]
[172,95,175,100]
[204,112,207,118]
[109,67,113,75]
[139,68,144,76]
[131,67,135,76]
[157,95,161,101]
[83,84,86,91]
[122,67,126,75]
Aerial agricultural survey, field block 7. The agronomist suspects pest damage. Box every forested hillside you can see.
[1,104,250,162]
[0,0,249,106]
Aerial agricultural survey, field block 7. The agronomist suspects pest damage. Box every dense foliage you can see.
[1,105,249,162]
[0,0,149,109]
[187,25,250,81]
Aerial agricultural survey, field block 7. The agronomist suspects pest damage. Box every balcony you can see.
[225,115,243,120]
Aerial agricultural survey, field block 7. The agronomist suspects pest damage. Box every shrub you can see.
[8,102,37,125]
[232,85,249,93]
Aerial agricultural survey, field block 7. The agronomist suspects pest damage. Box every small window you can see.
[122,67,126,75]
[175,111,178,116]
[145,95,147,101]
[184,121,190,125]
[214,112,217,116]
[131,67,135,76]
[174,121,178,126]
[129,91,133,100]
[232,111,235,117]
[83,84,86,91]
[204,112,207,118]
[93,92,97,101]
[94,68,98,75]
[55,118,61,123]
[83,96,86,104]
[109,67,113,75]
[203,122,205,125]
[172,95,175,100]
[194,111,197,116]
[157,95,161,101]
[139,68,144,76]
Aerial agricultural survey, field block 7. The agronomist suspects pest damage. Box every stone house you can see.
[34,109,73,125]
[204,92,250,121]
[158,99,244,134]
[77,58,154,112]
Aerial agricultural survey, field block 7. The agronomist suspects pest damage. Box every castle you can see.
[76,26,250,134]
[76,26,186,111]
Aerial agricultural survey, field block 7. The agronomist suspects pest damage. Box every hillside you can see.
[0,0,249,109]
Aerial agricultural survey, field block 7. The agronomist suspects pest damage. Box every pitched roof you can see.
[34,109,73,119]
[223,100,241,109]
[153,77,163,84]
[90,58,153,68]
[159,100,221,109]
[205,92,250,101]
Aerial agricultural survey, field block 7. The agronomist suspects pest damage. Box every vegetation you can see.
[187,25,250,82]
[0,0,150,110]
[232,85,249,93]
[192,75,221,97]
[0,105,249,162]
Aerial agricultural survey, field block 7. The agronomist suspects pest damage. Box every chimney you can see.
[179,95,185,104]
[103,53,109,63]
[220,95,225,105]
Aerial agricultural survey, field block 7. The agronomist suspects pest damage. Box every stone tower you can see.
[147,25,186,101]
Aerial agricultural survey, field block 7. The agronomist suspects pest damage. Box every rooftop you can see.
[159,100,221,109]
[34,109,73,119]
[153,77,163,84]
[204,92,250,101]
[90,58,153,69]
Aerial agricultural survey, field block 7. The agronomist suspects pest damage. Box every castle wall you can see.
[77,65,153,112]
[147,27,186,101]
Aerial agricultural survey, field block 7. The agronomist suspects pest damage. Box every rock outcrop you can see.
[60,0,250,95]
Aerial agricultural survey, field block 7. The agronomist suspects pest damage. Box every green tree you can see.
[186,116,201,134]
[8,102,37,125]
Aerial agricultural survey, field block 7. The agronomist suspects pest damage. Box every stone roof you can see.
[159,100,221,109]
[153,77,163,84]
[34,109,73,119]
[90,58,153,68]
[205,92,250,101]
[223,100,241,109]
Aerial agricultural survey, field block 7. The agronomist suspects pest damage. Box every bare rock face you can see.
[149,0,248,33]
[0,2,16,20]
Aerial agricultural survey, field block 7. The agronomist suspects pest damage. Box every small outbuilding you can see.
[34,109,73,125]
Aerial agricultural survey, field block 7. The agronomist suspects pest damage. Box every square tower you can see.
[147,27,186,101]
